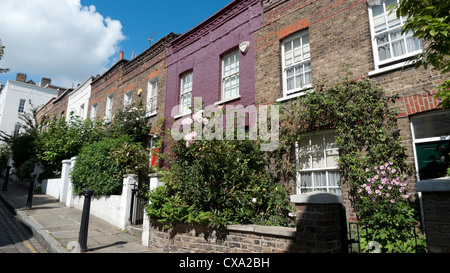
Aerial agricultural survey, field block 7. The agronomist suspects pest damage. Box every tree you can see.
[0,39,10,74]
[394,0,450,107]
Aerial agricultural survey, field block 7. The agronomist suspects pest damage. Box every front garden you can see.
[0,74,432,253]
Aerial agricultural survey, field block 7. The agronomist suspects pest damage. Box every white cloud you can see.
[0,0,126,87]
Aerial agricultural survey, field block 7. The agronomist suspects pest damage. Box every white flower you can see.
[181,117,193,126]
[192,110,204,123]
[202,118,209,125]
[184,131,197,141]
[251,198,257,203]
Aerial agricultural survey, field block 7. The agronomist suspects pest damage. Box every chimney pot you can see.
[119,51,124,60]
[16,73,27,82]
[41,77,51,87]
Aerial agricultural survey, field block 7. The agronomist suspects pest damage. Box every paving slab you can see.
[0,181,161,253]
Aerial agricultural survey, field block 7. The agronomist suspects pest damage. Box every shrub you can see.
[109,141,151,188]
[36,115,103,177]
[105,101,152,146]
[355,162,426,253]
[10,134,38,181]
[0,144,10,177]
[70,136,131,196]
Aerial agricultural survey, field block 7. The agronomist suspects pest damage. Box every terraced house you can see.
[88,33,179,136]
[164,0,264,130]
[254,0,448,220]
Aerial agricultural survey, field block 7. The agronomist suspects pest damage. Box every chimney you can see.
[16,73,27,82]
[41,77,51,87]
[119,51,124,60]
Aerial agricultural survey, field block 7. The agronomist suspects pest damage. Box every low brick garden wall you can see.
[143,192,347,253]
[148,220,297,253]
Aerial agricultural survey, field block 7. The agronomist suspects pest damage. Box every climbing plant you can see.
[276,74,412,215]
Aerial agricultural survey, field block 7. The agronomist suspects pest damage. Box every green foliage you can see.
[70,136,132,196]
[355,162,426,253]
[146,111,295,229]
[10,134,38,181]
[357,162,425,253]
[105,101,152,145]
[0,39,9,74]
[36,115,104,177]
[394,0,450,107]
[109,141,152,184]
[0,144,10,176]
[278,76,410,189]
[278,75,424,252]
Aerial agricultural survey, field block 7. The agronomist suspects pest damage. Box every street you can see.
[0,198,48,253]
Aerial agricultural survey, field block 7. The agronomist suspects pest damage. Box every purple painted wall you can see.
[164,0,263,123]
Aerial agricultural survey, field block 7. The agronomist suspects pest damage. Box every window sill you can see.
[276,88,313,103]
[173,111,192,120]
[214,95,241,106]
[146,111,157,118]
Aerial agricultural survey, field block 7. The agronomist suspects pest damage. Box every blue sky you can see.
[81,0,232,60]
[0,0,232,88]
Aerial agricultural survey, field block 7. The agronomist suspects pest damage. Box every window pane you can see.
[376,33,389,45]
[311,134,323,151]
[312,152,325,168]
[315,172,327,187]
[293,38,302,63]
[324,132,338,149]
[328,171,340,187]
[373,14,386,33]
[326,150,339,168]
[378,44,391,61]
[387,12,401,29]
[300,173,312,188]
[372,4,384,18]
[406,36,422,53]
[412,110,450,139]
[299,154,311,170]
[392,39,406,57]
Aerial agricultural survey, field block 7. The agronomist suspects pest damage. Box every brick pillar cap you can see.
[149,172,163,178]
[290,192,343,204]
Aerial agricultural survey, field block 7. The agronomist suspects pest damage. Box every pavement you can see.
[0,180,162,253]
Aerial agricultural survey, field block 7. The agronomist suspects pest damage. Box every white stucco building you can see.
[0,74,62,138]
[66,76,93,120]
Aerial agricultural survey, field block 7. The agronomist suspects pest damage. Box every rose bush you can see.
[146,109,295,229]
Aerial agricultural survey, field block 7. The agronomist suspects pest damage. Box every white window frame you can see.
[221,50,240,102]
[368,0,423,75]
[280,30,312,100]
[147,78,158,117]
[296,130,341,195]
[90,103,97,120]
[105,94,114,122]
[79,103,85,119]
[410,110,450,181]
[13,123,21,137]
[18,99,26,114]
[179,71,193,116]
[124,91,133,109]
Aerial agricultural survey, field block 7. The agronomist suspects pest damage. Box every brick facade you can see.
[89,33,179,134]
[36,89,71,125]
[164,0,263,129]
[253,0,448,221]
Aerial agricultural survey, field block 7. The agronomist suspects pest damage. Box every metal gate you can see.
[129,186,147,225]
[347,222,426,253]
